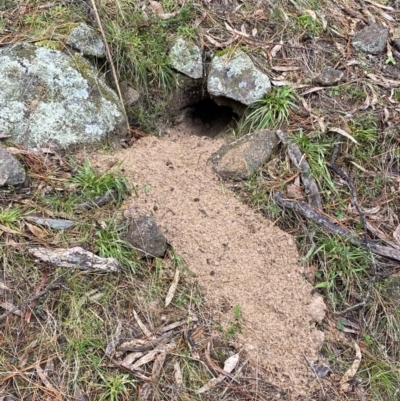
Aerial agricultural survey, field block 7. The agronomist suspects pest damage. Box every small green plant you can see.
[97,371,136,401]
[225,305,242,340]
[296,13,321,37]
[71,159,131,204]
[245,86,298,131]
[93,217,136,271]
[0,206,22,229]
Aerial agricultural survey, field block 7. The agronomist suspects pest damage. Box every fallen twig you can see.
[273,192,400,262]
[0,283,62,321]
[276,130,322,210]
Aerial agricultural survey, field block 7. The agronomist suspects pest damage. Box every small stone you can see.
[314,67,344,86]
[211,129,279,180]
[308,296,327,323]
[124,216,167,258]
[66,23,106,57]
[120,81,140,106]
[352,23,388,55]
[0,149,26,186]
[207,51,271,105]
[169,38,203,79]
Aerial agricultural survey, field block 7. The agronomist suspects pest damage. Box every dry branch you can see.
[273,192,400,262]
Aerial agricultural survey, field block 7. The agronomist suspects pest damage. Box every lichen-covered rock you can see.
[0,44,126,149]
[207,51,271,105]
[211,129,279,180]
[125,216,167,258]
[352,24,388,55]
[314,67,344,86]
[0,148,26,186]
[66,23,106,57]
[169,38,203,79]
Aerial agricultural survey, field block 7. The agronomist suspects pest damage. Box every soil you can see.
[91,121,326,399]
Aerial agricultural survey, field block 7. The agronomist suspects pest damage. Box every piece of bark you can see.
[276,130,323,210]
[27,247,120,272]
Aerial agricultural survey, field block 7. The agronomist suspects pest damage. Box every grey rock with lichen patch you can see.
[124,216,167,258]
[66,23,106,57]
[314,67,343,86]
[0,44,126,149]
[169,38,203,79]
[0,148,26,186]
[207,51,271,105]
[210,129,279,180]
[352,24,388,55]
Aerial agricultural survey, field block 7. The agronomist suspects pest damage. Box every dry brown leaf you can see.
[223,353,239,373]
[301,86,325,96]
[36,364,57,392]
[198,353,239,393]
[0,301,22,316]
[204,33,237,48]
[393,224,400,246]
[151,350,168,380]
[380,11,395,22]
[365,0,394,10]
[25,222,47,238]
[340,342,362,391]
[121,352,143,367]
[174,361,183,386]
[138,383,152,401]
[149,1,164,15]
[270,43,282,57]
[225,22,250,37]
[287,184,304,199]
[271,65,300,72]
[133,308,155,339]
[0,281,10,291]
[165,268,180,307]
[329,127,359,144]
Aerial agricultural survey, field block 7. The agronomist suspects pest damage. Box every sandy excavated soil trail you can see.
[92,124,326,398]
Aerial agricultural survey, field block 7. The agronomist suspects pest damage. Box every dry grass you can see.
[1,0,400,399]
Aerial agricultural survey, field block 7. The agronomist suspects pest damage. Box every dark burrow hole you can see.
[180,98,239,138]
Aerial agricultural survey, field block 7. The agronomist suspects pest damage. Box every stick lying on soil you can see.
[273,192,400,262]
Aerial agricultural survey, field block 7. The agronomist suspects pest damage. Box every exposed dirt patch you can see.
[91,123,325,398]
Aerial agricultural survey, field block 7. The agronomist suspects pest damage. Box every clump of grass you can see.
[0,206,22,229]
[71,159,131,204]
[296,13,321,37]
[93,217,137,271]
[245,86,298,131]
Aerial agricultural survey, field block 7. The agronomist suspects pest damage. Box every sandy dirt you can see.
[91,122,326,398]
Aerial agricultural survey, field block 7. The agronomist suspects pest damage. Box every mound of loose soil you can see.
[92,124,325,398]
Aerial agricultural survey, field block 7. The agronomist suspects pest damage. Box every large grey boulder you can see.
[0,148,26,186]
[0,44,126,149]
[169,38,203,79]
[211,129,280,180]
[207,51,271,105]
[66,23,106,57]
[125,216,167,258]
[352,24,388,55]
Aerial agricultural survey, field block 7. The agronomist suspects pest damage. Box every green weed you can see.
[245,86,298,131]
[296,13,321,37]
[225,305,242,340]
[0,206,22,229]
[71,159,131,205]
[93,217,137,271]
